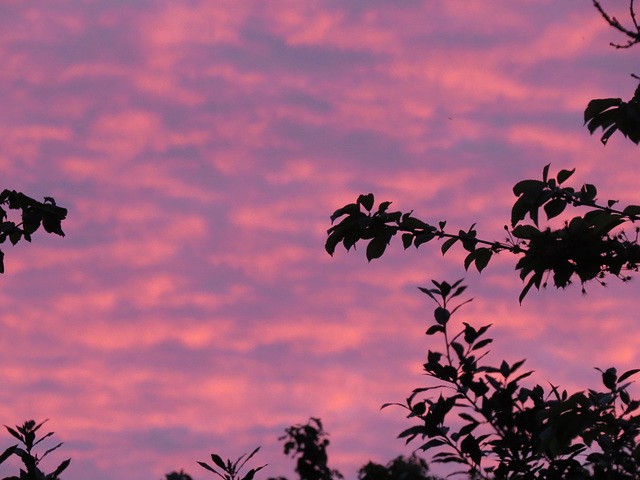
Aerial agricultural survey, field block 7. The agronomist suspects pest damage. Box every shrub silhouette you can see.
[267,418,342,480]
[1,420,70,480]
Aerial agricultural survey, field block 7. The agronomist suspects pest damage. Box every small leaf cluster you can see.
[387,281,640,479]
[584,83,640,144]
[267,418,343,480]
[198,447,266,480]
[2,420,70,480]
[0,190,67,273]
[327,165,640,301]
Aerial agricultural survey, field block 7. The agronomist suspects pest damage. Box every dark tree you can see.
[268,418,342,480]
[358,455,435,480]
[165,470,193,480]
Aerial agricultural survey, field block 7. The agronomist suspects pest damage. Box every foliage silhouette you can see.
[267,418,343,480]
[326,164,640,302]
[199,447,266,480]
[323,2,640,478]
[0,190,66,274]
[357,454,435,480]
[382,280,640,479]
[164,470,193,480]
[1,420,70,480]
[585,83,640,145]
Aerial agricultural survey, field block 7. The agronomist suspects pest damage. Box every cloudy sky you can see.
[1,1,639,479]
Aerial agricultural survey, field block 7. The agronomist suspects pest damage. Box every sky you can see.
[0,1,639,479]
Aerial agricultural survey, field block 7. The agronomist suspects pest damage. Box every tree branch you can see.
[593,0,640,48]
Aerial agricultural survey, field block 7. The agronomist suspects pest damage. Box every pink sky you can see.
[1,1,639,479]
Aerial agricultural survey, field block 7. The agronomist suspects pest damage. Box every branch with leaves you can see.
[0,189,67,274]
[585,82,640,145]
[326,165,640,302]
[2,419,70,480]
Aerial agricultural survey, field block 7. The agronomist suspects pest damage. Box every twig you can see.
[592,0,640,48]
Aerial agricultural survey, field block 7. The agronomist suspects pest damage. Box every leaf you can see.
[465,248,492,272]
[542,164,550,182]
[544,199,567,220]
[418,286,437,301]
[366,235,388,261]
[451,342,464,359]
[500,360,510,378]
[378,201,392,213]
[50,458,71,478]
[472,338,492,351]
[330,203,359,223]
[238,447,261,470]
[618,368,640,383]
[357,193,374,212]
[0,445,16,464]
[451,285,467,298]
[434,307,450,325]
[198,462,219,475]
[519,272,542,304]
[402,233,413,249]
[42,216,64,236]
[511,196,530,227]
[8,229,21,246]
[401,216,430,231]
[426,325,444,335]
[460,434,482,465]
[584,97,623,122]
[602,367,617,390]
[324,231,341,256]
[600,123,618,145]
[420,439,446,451]
[414,232,435,247]
[623,205,640,219]
[513,179,544,197]
[441,237,457,255]
[210,453,227,470]
[463,251,475,271]
[579,184,598,204]
[556,168,575,185]
[586,107,620,134]
[398,425,428,439]
[434,280,451,297]
[511,225,540,240]
[4,427,23,443]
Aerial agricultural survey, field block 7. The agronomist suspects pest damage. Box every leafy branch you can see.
[326,165,640,302]
[0,190,67,274]
[2,420,70,480]
[584,82,640,145]
[198,447,266,480]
